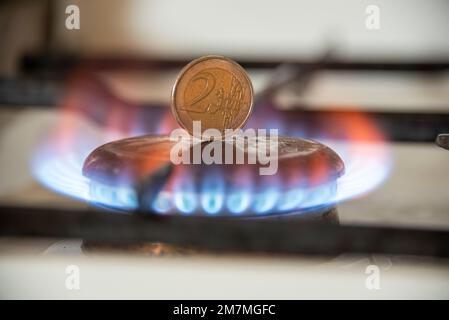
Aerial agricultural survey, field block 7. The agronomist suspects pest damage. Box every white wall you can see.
[55,0,449,60]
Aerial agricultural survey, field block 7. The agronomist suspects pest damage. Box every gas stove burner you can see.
[82,134,344,217]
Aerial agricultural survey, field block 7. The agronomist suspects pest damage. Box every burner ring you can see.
[83,134,344,217]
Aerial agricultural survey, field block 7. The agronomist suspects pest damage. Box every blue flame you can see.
[301,183,336,208]
[32,128,392,216]
[200,174,225,215]
[173,192,197,214]
[276,188,305,211]
[227,189,251,215]
[252,187,280,214]
[89,183,137,209]
[152,191,172,213]
[33,148,138,210]
[173,177,197,214]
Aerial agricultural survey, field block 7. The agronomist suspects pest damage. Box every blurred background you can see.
[2,0,449,70]
[0,0,449,299]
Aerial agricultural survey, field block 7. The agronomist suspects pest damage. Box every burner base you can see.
[82,206,338,256]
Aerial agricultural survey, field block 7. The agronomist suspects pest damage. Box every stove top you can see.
[1,59,449,256]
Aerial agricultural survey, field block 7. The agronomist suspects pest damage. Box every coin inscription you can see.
[171,56,254,137]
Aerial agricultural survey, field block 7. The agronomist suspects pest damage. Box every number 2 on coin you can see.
[182,71,216,113]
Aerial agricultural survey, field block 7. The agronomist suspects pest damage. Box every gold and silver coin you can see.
[171,55,254,137]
